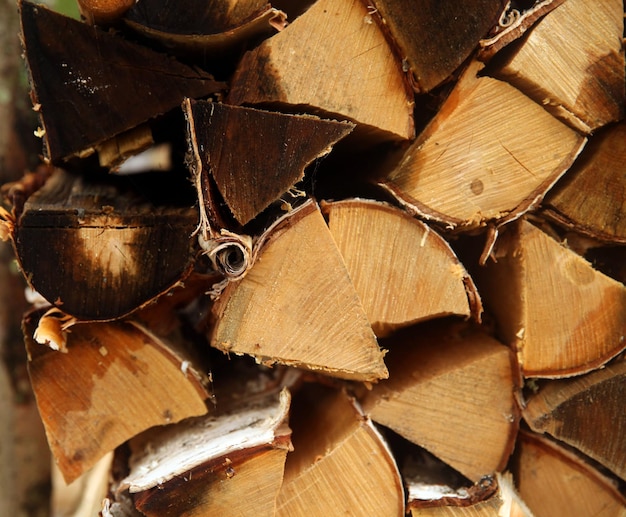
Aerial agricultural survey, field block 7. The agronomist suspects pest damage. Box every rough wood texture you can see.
[475,219,626,377]
[513,431,626,517]
[382,62,585,229]
[19,0,224,162]
[185,100,353,225]
[493,0,625,133]
[228,0,415,141]
[120,389,291,517]
[323,199,480,336]
[276,385,404,516]
[523,359,626,481]
[123,0,286,57]
[544,121,626,243]
[14,169,197,320]
[210,201,388,381]
[24,314,211,483]
[361,321,519,483]
[370,0,506,92]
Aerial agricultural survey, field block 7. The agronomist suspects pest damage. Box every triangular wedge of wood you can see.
[474,219,626,377]
[210,201,388,381]
[322,199,481,336]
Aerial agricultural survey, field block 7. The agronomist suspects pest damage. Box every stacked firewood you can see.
[1,0,625,515]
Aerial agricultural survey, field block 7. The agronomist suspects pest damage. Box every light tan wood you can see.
[544,121,626,243]
[210,201,388,382]
[523,359,626,480]
[323,199,480,336]
[121,389,291,517]
[493,0,624,133]
[361,321,519,482]
[476,219,626,377]
[276,385,404,516]
[228,0,414,141]
[383,61,585,229]
[24,315,211,483]
[513,431,626,517]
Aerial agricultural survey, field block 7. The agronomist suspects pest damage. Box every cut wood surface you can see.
[382,61,585,229]
[523,359,626,480]
[210,201,388,381]
[13,168,197,320]
[513,431,626,517]
[276,385,404,516]
[493,0,625,133]
[228,0,415,141]
[370,0,506,92]
[19,0,224,162]
[323,199,480,336]
[543,121,626,243]
[24,314,211,483]
[475,219,626,377]
[361,320,519,483]
[185,99,354,225]
[120,389,291,517]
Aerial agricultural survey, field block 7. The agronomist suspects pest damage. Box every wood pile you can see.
[0,0,625,515]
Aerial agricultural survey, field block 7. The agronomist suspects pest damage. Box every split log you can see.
[492,0,625,133]
[24,313,212,483]
[543,121,626,243]
[228,0,415,141]
[513,431,626,517]
[123,0,287,58]
[19,0,225,162]
[381,61,585,230]
[184,99,354,225]
[275,385,404,516]
[322,199,481,336]
[119,388,291,517]
[12,168,197,320]
[361,320,519,483]
[523,358,626,481]
[210,201,388,382]
[369,0,506,92]
[474,219,626,377]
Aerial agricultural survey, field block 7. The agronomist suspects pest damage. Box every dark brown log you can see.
[122,0,287,58]
[19,0,225,162]
[370,0,506,92]
[184,99,354,225]
[14,168,197,320]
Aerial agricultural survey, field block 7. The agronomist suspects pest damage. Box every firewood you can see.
[51,452,113,517]
[123,0,287,58]
[119,388,291,517]
[407,470,532,516]
[77,0,134,25]
[513,430,626,517]
[522,358,626,481]
[228,0,415,141]
[275,384,404,516]
[492,0,625,134]
[381,61,586,230]
[11,168,197,320]
[361,320,519,483]
[543,121,626,244]
[369,0,506,92]
[322,199,481,336]
[210,201,388,382]
[19,0,225,162]
[24,313,212,483]
[474,219,626,378]
[184,99,354,225]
